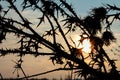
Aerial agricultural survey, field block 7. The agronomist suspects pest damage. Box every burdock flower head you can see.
[102,31,116,46]
[92,7,107,20]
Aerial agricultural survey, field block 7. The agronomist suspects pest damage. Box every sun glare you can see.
[82,39,91,53]
[72,35,91,53]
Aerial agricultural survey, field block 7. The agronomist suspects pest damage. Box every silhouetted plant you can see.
[102,31,116,46]
[0,0,120,80]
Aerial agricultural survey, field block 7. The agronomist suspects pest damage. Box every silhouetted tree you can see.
[0,0,120,80]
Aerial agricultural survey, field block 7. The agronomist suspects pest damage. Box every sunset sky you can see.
[0,0,120,79]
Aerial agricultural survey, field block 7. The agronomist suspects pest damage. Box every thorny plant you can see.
[12,57,28,79]
[0,0,120,80]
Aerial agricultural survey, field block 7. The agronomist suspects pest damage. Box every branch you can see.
[35,5,57,45]
[0,49,55,56]
[7,1,53,49]
[1,19,55,51]
[107,4,120,11]
[1,17,120,79]
[35,4,71,52]
[19,68,78,79]
[60,0,77,17]
[0,73,3,79]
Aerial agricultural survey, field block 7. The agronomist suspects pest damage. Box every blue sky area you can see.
[67,0,120,16]
[1,0,120,17]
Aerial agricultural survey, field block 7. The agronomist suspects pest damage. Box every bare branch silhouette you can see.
[0,0,120,80]
[19,68,78,79]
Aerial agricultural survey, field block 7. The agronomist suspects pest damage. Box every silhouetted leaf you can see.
[37,15,45,27]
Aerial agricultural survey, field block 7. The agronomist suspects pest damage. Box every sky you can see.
[0,0,120,79]
[67,0,120,16]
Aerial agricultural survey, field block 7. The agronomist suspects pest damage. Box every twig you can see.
[0,49,55,56]
[20,67,28,80]
[19,68,78,79]
[0,73,3,79]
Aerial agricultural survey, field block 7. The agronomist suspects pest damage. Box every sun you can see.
[71,35,91,53]
[82,39,91,53]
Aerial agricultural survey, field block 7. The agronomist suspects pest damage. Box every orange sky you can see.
[0,0,120,79]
